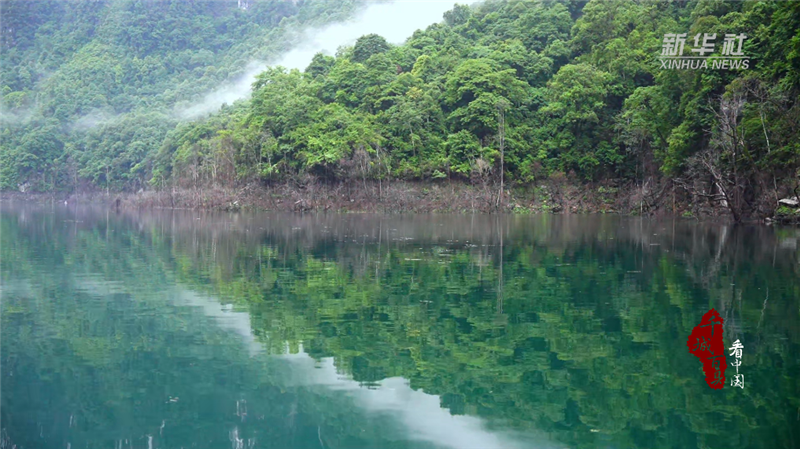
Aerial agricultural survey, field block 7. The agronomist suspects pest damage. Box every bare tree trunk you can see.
[495,100,508,209]
[677,92,748,222]
[499,109,504,208]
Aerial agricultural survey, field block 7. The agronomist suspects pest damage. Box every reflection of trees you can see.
[0,211,439,449]
[2,205,799,449]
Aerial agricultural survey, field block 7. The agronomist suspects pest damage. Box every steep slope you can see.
[0,0,361,190]
[149,0,800,221]
[2,0,799,222]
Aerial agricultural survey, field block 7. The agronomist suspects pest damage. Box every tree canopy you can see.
[2,0,799,220]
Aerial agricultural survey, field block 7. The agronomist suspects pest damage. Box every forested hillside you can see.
[2,0,800,221]
[0,0,359,189]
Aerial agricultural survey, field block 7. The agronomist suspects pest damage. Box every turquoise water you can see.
[1,205,799,449]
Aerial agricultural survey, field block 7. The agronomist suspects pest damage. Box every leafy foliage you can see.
[0,0,360,190]
[1,0,799,220]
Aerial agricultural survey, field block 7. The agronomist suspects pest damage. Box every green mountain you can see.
[0,0,360,190]
[2,0,799,221]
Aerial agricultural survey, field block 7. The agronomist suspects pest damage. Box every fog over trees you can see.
[1,0,799,221]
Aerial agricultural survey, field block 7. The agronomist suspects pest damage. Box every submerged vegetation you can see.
[1,0,800,220]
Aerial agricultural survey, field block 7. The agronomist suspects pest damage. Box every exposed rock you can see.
[778,197,799,207]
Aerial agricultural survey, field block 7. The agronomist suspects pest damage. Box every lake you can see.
[1,204,799,449]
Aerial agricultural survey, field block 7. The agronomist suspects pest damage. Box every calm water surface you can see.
[1,204,799,449]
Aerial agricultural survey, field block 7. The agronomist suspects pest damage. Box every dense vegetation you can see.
[0,0,360,190]
[2,0,800,220]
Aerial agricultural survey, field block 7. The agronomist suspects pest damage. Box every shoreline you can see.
[0,179,789,223]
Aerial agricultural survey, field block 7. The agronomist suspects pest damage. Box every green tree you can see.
[351,33,391,63]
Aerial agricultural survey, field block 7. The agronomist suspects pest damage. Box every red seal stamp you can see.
[687,309,727,389]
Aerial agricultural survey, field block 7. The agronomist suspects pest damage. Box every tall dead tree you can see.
[495,99,509,209]
[676,92,747,222]
[711,90,747,221]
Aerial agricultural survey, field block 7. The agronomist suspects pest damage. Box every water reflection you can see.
[281,354,547,449]
[1,203,799,449]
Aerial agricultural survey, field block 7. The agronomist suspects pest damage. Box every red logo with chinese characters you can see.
[687,309,728,389]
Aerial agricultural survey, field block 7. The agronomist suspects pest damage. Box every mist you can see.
[69,109,117,132]
[0,106,36,127]
[178,0,479,120]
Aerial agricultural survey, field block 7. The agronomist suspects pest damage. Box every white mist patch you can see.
[177,60,268,120]
[70,109,118,132]
[272,0,479,69]
[177,0,480,120]
[0,106,36,127]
